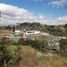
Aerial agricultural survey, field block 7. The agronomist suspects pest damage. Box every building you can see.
[14,29,24,36]
[23,30,40,38]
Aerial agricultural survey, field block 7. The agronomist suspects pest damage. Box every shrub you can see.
[59,39,67,57]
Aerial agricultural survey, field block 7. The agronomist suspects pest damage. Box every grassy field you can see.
[14,46,67,67]
[0,29,13,34]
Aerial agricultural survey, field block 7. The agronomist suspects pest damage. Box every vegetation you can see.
[17,22,67,36]
[59,38,67,57]
[0,22,67,36]
[25,39,49,53]
[14,46,67,67]
[0,32,67,67]
[0,37,22,67]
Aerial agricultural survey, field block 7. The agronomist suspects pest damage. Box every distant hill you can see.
[17,22,67,36]
[0,22,67,36]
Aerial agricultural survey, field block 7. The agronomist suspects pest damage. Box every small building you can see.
[40,32,49,36]
[14,29,24,36]
[23,30,40,38]
[15,30,21,34]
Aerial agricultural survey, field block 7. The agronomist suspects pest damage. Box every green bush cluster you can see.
[59,39,67,57]
[0,37,22,67]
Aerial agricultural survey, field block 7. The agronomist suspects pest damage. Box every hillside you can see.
[0,36,67,67]
[14,46,67,67]
[17,22,67,36]
[0,22,67,36]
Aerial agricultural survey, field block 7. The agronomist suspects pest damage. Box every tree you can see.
[0,37,22,67]
[64,24,67,28]
[0,37,16,45]
[17,38,26,45]
[59,39,67,56]
[25,39,48,53]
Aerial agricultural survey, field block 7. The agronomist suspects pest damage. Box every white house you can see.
[15,30,24,35]
[40,32,49,36]
[15,30,21,33]
[23,30,40,38]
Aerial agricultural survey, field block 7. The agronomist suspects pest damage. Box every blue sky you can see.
[0,0,67,25]
[0,0,67,18]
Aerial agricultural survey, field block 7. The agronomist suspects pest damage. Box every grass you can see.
[14,45,67,67]
[0,29,13,35]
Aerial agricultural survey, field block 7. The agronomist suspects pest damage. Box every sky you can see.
[0,0,67,25]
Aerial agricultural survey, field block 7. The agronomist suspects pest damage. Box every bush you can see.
[0,37,22,67]
[0,37,16,45]
[0,45,22,67]
[59,39,67,56]
[17,38,26,45]
[25,39,48,53]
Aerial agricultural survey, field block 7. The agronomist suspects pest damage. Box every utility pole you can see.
[0,10,1,22]
[0,10,1,17]
[0,10,1,20]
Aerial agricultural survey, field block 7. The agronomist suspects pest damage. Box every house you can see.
[23,30,40,38]
[40,32,49,36]
[14,29,24,36]
[15,30,21,35]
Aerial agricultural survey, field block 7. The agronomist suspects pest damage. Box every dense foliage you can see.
[0,22,67,36]
[59,39,67,56]
[0,37,22,67]
[17,22,67,36]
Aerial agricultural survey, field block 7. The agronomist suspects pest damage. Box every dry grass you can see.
[14,46,67,67]
[0,29,13,35]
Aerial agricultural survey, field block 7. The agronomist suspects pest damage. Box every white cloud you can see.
[48,0,67,8]
[0,3,44,25]
[48,16,67,25]
[0,3,67,25]
[58,16,67,24]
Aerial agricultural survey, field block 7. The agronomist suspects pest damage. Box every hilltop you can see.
[17,22,67,36]
[0,22,67,36]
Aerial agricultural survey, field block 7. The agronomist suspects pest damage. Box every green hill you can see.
[17,22,67,36]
